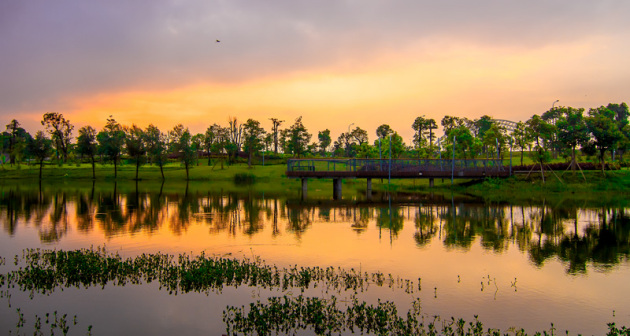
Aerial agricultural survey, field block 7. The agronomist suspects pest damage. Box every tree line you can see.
[1,102,628,179]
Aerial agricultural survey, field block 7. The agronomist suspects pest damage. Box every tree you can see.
[203,124,221,165]
[269,118,284,154]
[335,132,354,157]
[317,129,331,156]
[481,124,507,159]
[441,116,472,136]
[191,133,205,165]
[350,127,368,146]
[526,114,554,181]
[412,116,438,158]
[356,142,377,158]
[170,125,196,180]
[227,117,242,162]
[585,106,624,174]
[412,116,428,149]
[211,126,230,169]
[473,115,494,138]
[285,117,311,158]
[242,119,266,167]
[375,124,393,139]
[556,107,589,172]
[448,126,474,159]
[76,126,98,179]
[3,120,31,167]
[41,112,74,163]
[145,124,169,180]
[5,119,25,165]
[27,131,52,180]
[97,116,126,178]
[125,124,146,180]
[424,118,438,149]
[607,102,630,160]
[379,132,405,159]
[511,121,531,166]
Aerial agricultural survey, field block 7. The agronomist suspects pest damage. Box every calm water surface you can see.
[1,181,629,335]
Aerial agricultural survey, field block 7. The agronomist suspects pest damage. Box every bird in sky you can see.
[216,39,220,43]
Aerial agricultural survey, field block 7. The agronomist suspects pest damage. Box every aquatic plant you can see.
[2,248,628,335]
[3,248,417,297]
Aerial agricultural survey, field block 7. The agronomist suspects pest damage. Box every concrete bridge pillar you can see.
[366,178,372,200]
[429,178,434,188]
[333,178,342,200]
[301,178,308,199]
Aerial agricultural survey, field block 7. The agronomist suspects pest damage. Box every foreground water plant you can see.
[3,247,414,297]
[1,248,628,335]
[224,295,630,336]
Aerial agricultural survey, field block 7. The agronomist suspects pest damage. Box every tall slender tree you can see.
[242,119,266,167]
[171,125,196,179]
[27,131,52,180]
[286,117,311,158]
[145,124,168,180]
[97,116,126,178]
[76,126,98,179]
[269,118,284,154]
[317,129,331,156]
[125,124,146,180]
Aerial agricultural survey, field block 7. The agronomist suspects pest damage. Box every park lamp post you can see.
[347,123,354,158]
[451,136,456,185]
[388,134,392,185]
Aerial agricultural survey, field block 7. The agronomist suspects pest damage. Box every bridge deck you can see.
[287,159,511,179]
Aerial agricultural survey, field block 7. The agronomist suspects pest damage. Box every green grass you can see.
[2,161,630,204]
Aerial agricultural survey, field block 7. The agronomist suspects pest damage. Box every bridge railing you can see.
[287,158,507,173]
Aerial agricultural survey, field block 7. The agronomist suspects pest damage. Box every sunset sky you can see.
[2,0,629,142]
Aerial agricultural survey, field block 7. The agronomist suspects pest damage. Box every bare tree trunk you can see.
[39,159,44,180]
[91,156,95,179]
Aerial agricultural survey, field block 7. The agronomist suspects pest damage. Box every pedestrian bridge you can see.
[287,158,512,198]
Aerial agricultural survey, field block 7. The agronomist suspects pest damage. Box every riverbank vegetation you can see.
[1,103,629,181]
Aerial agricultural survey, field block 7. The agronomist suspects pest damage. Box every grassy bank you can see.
[1,162,629,204]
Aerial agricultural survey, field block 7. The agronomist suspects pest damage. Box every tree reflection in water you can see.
[0,186,629,274]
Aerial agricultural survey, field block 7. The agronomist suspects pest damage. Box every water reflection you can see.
[0,184,629,274]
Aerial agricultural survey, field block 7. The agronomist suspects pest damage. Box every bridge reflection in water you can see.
[287,158,512,198]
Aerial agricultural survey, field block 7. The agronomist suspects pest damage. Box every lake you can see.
[0,181,629,335]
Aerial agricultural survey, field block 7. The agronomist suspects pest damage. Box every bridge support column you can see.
[429,178,434,188]
[301,178,308,199]
[333,178,342,200]
[366,178,372,200]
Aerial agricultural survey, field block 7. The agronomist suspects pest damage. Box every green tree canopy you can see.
[285,117,311,158]
[317,129,331,156]
[41,112,74,163]
[97,117,126,178]
[76,126,98,179]
[242,119,266,167]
